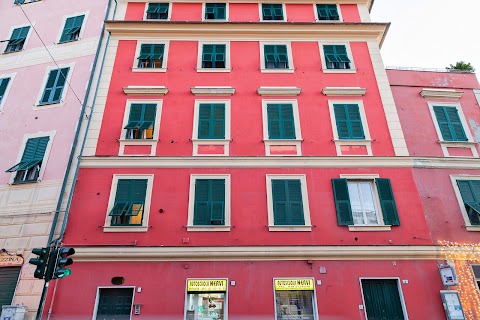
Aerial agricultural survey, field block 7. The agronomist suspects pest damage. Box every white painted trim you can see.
[0,72,16,112]
[348,225,391,231]
[259,41,294,73]
[420,88,463,100]
[313,3,343,22]
[103,174,154,232]
[196,41,231,72]
[92,286,135,320]
[328,99,372,156]
[122,86,168,96]
[2,22,35,54]
[184,278,229,320]
[259,3,287,22]
[450,175,480,229]
[426,101,478,158]
[34,62,75,108]
[273,277,319,320]
[266,174,312,231]
[202,2,230,21]
[56,11,90,44]
[131,40,170,72]
[262,99,302,156]
[190,86,235,96]
[119,99,163,156]
[143,2,172,21]
[257,86,301,96]
[318,41,356,73]
[359,278,409,320]
[357,3,372,22]
[322,87,366,96]
[192,99,231,156]
[187,174,231,231]
[8,130,56,184]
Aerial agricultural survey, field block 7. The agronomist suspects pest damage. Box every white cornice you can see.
[190,86,235,96]
[322,87,367,96]
[257,86,301,96]
[117,0,372,5]
[122,86,168,96]
[420,88,464,100]
[72,245,448,262]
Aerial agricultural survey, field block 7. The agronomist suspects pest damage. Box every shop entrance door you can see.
[96,288,134,320]
[361,279,405,320]
[0,267,21,308]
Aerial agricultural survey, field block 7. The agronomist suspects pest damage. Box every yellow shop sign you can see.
[187,279,227,292]
[274,278,315,291]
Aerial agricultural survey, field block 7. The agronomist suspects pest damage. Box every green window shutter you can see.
[202,44,225,68]
[333,104,349,139]
[146,3,158,13]
[210,179,225,223]
[335,45,351,63]
[262,4,283,20]
[267,104,295,139]
[6,136,50,173]
[331,178,353,226]
[375,178,400,226]
[317,4,339,20]
[40,67,69,105]
[5,26,30,52]
[433,106,467,142]
[327,4,339,19]
[194,179,225,225]
[205,3,226,19]
[272,180,304,225]
[316,4,329,19]
[262,4,273,20]
[323,45,338,64]
[198,104,225,139]
[146,3,169,19]
[137,44,164,68]
[457,180,480,225]
[264,45,288,69]
[60,15,84,43]
[324,45,350,69]
[124,104,157,138]
[194,179,210,225]
[334,104,364,139]
[110,179,147,224]
[0,267,21,307]
[0,77,11,103]
[362,280,405,320]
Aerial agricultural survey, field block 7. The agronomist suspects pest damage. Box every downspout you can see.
[38,1,117,319]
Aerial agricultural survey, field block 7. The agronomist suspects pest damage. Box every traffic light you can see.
[29,247,50,279]
[45,247,75,281]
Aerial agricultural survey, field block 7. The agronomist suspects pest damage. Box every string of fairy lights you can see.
[439,240,480,320]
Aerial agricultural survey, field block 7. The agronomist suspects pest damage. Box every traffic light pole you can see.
[36,281,50,320]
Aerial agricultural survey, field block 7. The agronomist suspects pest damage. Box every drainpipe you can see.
[36,1,117,319]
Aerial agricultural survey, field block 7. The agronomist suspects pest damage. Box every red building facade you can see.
[43,1,479,319]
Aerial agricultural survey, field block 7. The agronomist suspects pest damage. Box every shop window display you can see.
[274,278,317,320]
[185,279,227,320]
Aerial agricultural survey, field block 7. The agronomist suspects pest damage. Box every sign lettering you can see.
[187,279,227,292]
[0,255,24,267]
[274,278,315,291]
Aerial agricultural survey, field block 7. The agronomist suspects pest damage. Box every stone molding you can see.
[420,88,464,100]
[122,86,168,96]
[190,86,235,96]
[257,86,301,96]
[322,87,366,96]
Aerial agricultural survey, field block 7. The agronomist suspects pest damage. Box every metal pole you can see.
[35,282,49,320]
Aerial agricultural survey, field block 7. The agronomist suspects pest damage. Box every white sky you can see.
[370,0,480,74]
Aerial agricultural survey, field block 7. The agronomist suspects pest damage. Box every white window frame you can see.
[272,277,319,320]
[202,2,229,21]
[318,41,356,73]
[132,40,170,73]
[196,41,231,73]
[427,102,478,158]
[13,0,42,5]
[339,174,392,232]
[262,99,302,156]
[55,11,90,44]
[313,3,343,22]
[359,277,409,320]
[184,278,229,319]
[450,174,480,232]
[328,99,372,156]
[259,3,287,22]
[2,22,35,54]
[471,264,480,293]
[8,130,56,185]
[0,72,16,112]
[187,174,231,231]
[192,99,231,156]
[266,174,312,231]
[103,174,154,233]
[35,62,75,109]
[259,41,295,73]
[118,99,163,156]
[143,2,172,21]
[92,286,135,320]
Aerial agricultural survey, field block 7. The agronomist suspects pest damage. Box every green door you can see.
[96,288,133,320]
[0,267,20,307]
[362,279,405,320]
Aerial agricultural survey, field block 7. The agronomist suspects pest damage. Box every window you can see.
[197,103,225,139]
[145,3,170,20]
[95,288,134,319]
[0,267,21,307]
[267,103,296,139]
[104,175,153,232]
[473,265,480,293]
[39,67,69,105]
[261,4,284,21]
[185,279,227,320]
[188,175,231,231]
[137,44,165,68]
[124,103,156,140]
[274,278,318,320]
[59,15,85,43]
[266,175,311,231]
[14,0,41,4]
[315,4,340,21]
[333,104,365,139]
[323,45,351,69]
[201,44,226,69]
[432,105,468,142]
[361,279,406,320]
[264,45,289,69]
[456,180,480,226]
[0,77,11,105]
[204,3,227,20]
[4,26,30,53]
[332,177,400,229]
[6,136,50,184]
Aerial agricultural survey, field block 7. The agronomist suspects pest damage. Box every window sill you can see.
[269,225,312,232]
[202,19,230,22]
[438,140,476,145]
[315,19,342,23]
[35,101,64,110]
[187,226,231,232]
[348,225,391,232]
[131,67,167,73]
[57,39,80,45]
[260,20,287,22]
[322,68,357,74]
[2,49,24,55]
[103,226,148,233]
[196,68,231,73]
[466,226,480,232]
[144,18,171,21]
[11,180,39,185]
[118,138,159,144]
[119,139,158,156]
[260,68,295,74]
